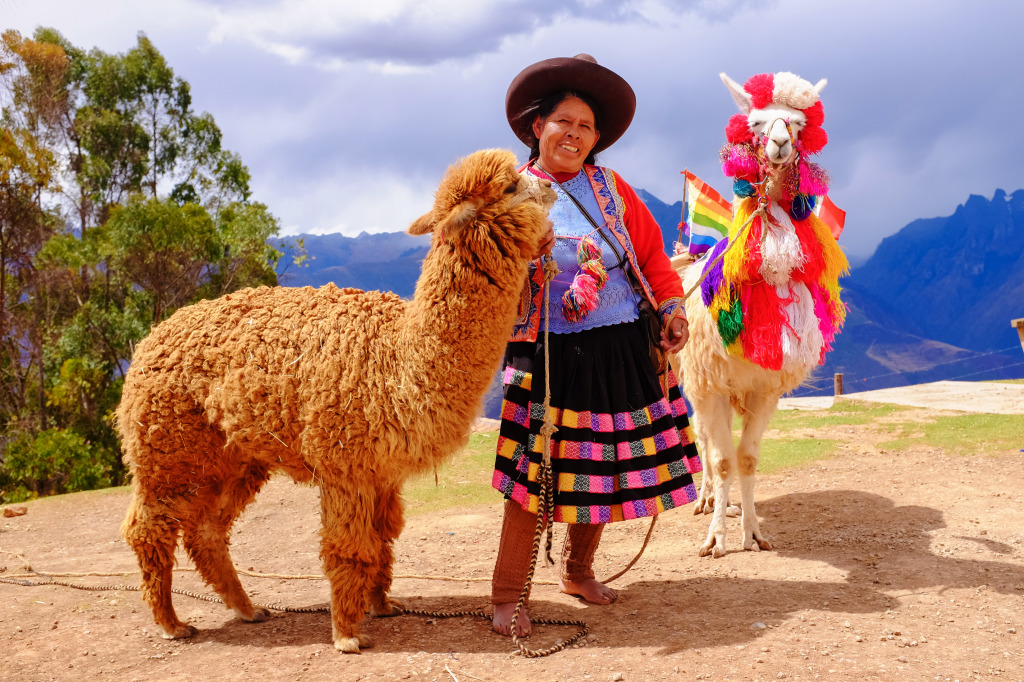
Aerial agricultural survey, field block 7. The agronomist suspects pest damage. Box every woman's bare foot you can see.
[559,577,617,605]
[492,602,531,637]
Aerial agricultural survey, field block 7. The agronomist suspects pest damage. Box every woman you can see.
[490,54,703,636]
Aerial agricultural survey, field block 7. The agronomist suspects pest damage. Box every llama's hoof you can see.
[725,504,741,518]
[741,528,772,551]
[699,533,728,558]
[239,606,272,623]
[159,623,197,640]
[358,632,374,649]
[370,597,404,617]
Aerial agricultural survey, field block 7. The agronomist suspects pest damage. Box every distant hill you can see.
[847,189,1024,353]
[274,232,430,298]
[795,189,1024,395]
[274,187,1024,404]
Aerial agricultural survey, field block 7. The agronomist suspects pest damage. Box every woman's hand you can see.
[660,311,689,353]
[534,219,556,258]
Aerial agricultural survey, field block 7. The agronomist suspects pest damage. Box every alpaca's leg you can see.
[697,394,736,558]
[319,480,377,653]
[366,485,404,617]
[736,392,776,552]
[182,463,272,623]
[121,495,194,639]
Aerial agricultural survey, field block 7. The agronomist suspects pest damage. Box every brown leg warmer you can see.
[491,499,545,605]
[561,522,604,583]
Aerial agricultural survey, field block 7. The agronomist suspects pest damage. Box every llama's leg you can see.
[697,394,736,558]
[366,485,405,617]
[736,393,776,552]
[121,495,194,639]
[181,463,272,623]
[690,406,740,517]
[319,480,377,653]
[691,413,715,515]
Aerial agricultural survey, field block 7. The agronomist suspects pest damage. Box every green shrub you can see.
[0,428,116,503]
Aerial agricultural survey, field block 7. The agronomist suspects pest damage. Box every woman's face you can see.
[531,96,601,175]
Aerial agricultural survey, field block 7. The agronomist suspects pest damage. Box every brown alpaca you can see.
[117,149,555,653]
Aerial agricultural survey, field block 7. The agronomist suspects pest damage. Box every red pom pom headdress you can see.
[719,71,830,209]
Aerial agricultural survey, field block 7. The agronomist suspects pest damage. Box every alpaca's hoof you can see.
[160,623,197,640]
[725,504,741,518]
[334,636,361,653]
[333,632,373,653]
[239,606,271,623]
[370,597,404,617]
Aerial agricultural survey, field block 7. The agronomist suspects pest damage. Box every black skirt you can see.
[491,320,702,523]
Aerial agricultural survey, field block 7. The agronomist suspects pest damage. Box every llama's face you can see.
[721,72,827,168]
[747,103,806,167]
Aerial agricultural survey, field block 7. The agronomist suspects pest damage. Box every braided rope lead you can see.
[506,258,588,658]
[0,574,588,652]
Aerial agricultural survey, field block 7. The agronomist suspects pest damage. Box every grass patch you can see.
[403,432,498,516]
[879,413,1023,455]
[766,398,907,432]
[758,437,840,474]
[994,378,1024,385]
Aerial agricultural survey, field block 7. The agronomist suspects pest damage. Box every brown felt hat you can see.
[505,53,636,154]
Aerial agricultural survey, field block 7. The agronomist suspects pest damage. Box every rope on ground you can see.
[0,565,557,585]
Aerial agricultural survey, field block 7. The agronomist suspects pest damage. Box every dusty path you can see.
[2,387,1023,681]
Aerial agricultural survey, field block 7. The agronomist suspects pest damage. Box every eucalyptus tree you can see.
[0,29,292,501]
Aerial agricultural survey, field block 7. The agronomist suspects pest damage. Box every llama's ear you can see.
[812,78,827,96]
[720,73,751,115]
[407,211,436,235]
[434,198,483,237]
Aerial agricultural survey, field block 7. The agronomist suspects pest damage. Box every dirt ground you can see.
[2,382,1023,682]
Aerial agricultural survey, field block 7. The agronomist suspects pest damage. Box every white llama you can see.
[675,72,848,557]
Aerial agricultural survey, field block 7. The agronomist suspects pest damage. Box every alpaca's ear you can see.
[434,198,483,237]
[720,73,751,115]
[812,78,827,96]
[408,211,436,235]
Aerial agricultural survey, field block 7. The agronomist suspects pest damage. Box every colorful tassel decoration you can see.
[561,271,600,323]
[717,294,743,346]
[733,179,755,198]
[579,259,608,289]
[576,235,602,265]
[790,193,814,221]
[559,233,610,323]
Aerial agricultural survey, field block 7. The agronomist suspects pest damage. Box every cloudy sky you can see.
[6,0,1022,260]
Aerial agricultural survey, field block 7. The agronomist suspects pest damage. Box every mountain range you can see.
[274,187,1024,405]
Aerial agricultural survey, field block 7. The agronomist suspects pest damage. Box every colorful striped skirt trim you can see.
[491,320,703,523]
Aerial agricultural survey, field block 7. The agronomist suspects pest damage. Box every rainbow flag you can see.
[681,170,733,255]
[813,194,846,239]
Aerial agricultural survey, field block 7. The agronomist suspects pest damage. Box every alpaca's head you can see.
[408,149,556,276]
[721,71,827,168]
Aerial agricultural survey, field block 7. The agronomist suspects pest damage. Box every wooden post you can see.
[1013,318,1024,355]
[834,372,844,396]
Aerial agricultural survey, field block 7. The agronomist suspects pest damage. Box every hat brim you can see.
[505,56,636,155]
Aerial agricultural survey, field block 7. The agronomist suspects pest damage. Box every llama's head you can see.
[408,149,556,273]
[721,71,827,168]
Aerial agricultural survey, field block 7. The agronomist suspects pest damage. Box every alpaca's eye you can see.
[504,181,518,194]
